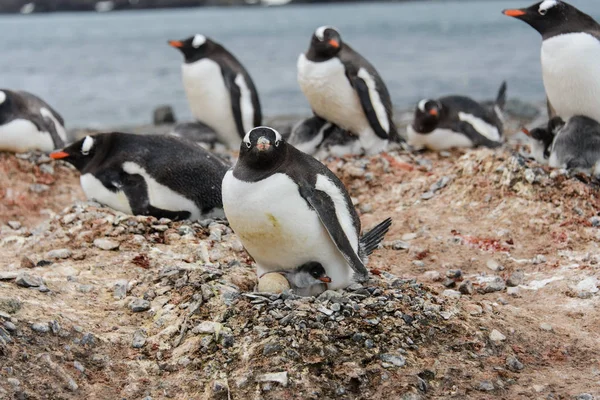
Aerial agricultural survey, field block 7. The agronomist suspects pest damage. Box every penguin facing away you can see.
[503,0,600,122]
[169,34,262,150]
[0,89,67,153]
[406,82,507,151]
[50,132,229,220]
[297,26,399,156]
[222,126,392,293]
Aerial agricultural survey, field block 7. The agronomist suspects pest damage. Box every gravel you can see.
[129,298,151,312]
[506,355,524,372]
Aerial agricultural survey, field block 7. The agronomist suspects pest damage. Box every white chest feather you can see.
[181,60,241,148]
[80,173,133,215]
[222,171,357,289]
[0,119,54,153]
[541,33,600,122]
[122,162,202,220]
[406,125,474,151]
[528,138,549,165]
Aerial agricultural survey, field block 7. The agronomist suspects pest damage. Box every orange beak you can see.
[521,127,531,137]
[319,276,332,283]
[50,151,69,159]
[503,9,526,17]
[168,40,184,48]
[429,109,438,117]
[328,39,340,49]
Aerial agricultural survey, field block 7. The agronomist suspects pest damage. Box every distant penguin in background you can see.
[288,115,361,159]
[406,82,507,151]
[525,116,600,176]
[50,132,229,220]
[0,89,67,153]
[503,1,600,122]
[297,26,399,156]
[222,126,392,293]
[169,34,262,149]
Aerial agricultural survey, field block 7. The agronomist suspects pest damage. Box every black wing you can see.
[451,121,503,149]
[349,75,390,140]
[42,115,65,149]
[220,67,245,139]
[299,185,369,280]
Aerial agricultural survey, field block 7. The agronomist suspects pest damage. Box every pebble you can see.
[7,378,20,387]
[489,329,506,343]
[507,287,520,297]
[132,329,147,348]
[256,372,288,387]
[73,361,85,373]
[20,256,35,269]
[29,183,50,193]
[391,240,410,250]
[486,259,504,272]
[589,217,600,228]
[3,321,17,331]
[114,280,128,299]
[402,233,418,241]
[507,270,524,287]
[46,248,72,260]
[129,298,151,312]
[93,238,120,251]
[458,280,474,295]
[192,321,222,334]
[31,322,50,333]
[412,261,425,268]
[380,354,406,367]
[506,355,524,372]
[464,304,483,316]
[420,191,435,200]
[15,272,43,288]
[0,272,18,281]
[481,277,506,293]
[539,323,553,332]
[442,290,461,299]
[442,278,455,288]
[0,297,22,314]
[446,269,462,279]
[575,277,598,298]
[576,394,594,400]
[7,221,21,230]
[478,381,494,391]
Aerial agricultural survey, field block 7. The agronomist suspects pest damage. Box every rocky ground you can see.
[1,114,599,399]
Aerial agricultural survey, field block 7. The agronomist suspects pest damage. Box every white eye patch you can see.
[81,135,94,154]
[0,91,5,104]
[243,126,283,144]
[192,34,206,48]
[418,99,428,112]
[539,0,558,14]
[315,26,336,41]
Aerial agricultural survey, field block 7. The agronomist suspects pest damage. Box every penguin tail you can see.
[359,217,392,256]
[495,81,507,111]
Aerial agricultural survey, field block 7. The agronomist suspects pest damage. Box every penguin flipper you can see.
[42,115,65,149]
[455,121,503,149]
[119,173,151,215]
[351,76,390,140]
[299,186,369,281]
[221,69,245,138]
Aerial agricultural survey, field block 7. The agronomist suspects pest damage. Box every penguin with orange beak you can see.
[406,82,507,151]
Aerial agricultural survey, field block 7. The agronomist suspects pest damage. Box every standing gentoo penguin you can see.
[503,1,600,122]
[525,116,600,175]
[297,26,399,155]
[222,126,392,293]
[169,34,262,149]
[50,132,229,220]
[0,89,67,153]
[406,82,507,150]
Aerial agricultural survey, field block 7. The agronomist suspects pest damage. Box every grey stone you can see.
[192,321,222,334]
[132,329,147,348]
[114,280,128,299]
[506,355,524,372]
[421,191,435,200]
[29,183,50,193]
[446,269,462,279]
[442,290,461,299]
[50,320,61,334]
[380,353,406,367]
[73,361,85,373]
[15,272,43,288]
[0,271,18,280]
[507,270,524,287]
[20,256,35,269]
[589,217,600,228]
[31,322,50,333]
[481,277,506,293]
[3,321,17,331]
[478,380,494,391]
[539,323,553,332]
[576,394,594,400]
[129,298,151,312]
[0,297,22,314]
[391,240,410,250]
[93,238,120,250]
[486,259,504,271]
[40,163,54,175]
[458,280,474,295]
[256,372,288,387]
[7,221,21,230]
[263,342,282,356]
[489,329,506,343]
[46,249,72,260]
[7,378,20,387]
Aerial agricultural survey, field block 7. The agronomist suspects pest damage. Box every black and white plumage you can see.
[222,126,392,293]
[406,82,507,150]
[0,89,67,153]
[288,115,361,159]
[50,132,229,220]
[503,0,600,122]
[169,34,262,150]
[276,261,332,297]
[525,116,600,176]
[297,26,399,156]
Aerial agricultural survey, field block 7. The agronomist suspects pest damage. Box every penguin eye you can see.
[245,141,251,149]
[539,8,547,15]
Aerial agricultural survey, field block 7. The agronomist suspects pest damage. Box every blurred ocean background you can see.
[0,0,597,127]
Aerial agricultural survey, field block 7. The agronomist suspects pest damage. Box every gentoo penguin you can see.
[297,26,399,156]
[222,126,392,293]
[503,1,600,122]
[50,132,229,220]
[525,116,600,175]
[406,82,507,151]
[275,262,332,297]
[521,118,562,164]
[288,115,361,159]
[169,34,262,149]
[0,89,67,153]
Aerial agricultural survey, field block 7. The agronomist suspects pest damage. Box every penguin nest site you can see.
[1,136,599,399]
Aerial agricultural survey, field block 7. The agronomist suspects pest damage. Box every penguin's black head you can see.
[309,26,343,58]
[412,99,443,134]
[502,1,597,38]
[50,135,98,171]
[168,34,216,63]
[239,126,286,167]
[298,262,332,283]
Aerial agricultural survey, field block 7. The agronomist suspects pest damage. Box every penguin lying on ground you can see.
[0,89,67,153]
[406,82,507,151]
[523,116,600,176]
[50,132,229,220]
[288,115,362,159]
[503,0,600,122]
[169,34,262,150]
[222,126,392,294]
[297,26,400,156]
